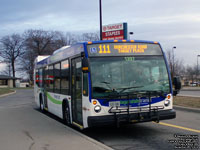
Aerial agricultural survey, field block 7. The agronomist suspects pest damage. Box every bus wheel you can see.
[40,99,45,113]
[63,104,71,125]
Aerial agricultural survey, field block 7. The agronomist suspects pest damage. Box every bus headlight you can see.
[164,100,170,107]
[94,105,101,113]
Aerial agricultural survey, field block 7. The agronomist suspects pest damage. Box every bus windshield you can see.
[90,56,170,99]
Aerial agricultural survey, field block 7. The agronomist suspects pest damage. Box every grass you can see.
[173,96,200,109]
[0,88,15,96]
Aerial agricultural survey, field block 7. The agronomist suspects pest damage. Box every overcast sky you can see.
[0,0,200,71]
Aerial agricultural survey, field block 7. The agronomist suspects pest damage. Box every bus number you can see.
[99,45,111,54]
[125,57,135,61]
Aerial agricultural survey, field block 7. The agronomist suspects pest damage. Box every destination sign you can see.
[87,43,162,56]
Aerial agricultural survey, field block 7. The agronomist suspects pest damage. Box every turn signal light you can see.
[167,94,171,99]
[93,100,97,105]
[82,67,88,71]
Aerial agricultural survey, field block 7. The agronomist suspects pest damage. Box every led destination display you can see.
[87,43,162,56]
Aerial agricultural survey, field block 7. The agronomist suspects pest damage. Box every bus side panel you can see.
[34,86,40,107]
[46,92,71,119]
[34,69,40,108]
[82,95,91,128]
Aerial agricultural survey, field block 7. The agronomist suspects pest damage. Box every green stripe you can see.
[46,92,62,105]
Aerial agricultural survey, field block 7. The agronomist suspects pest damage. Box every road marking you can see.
[154,122,200,133]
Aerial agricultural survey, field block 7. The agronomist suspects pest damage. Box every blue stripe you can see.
[96,97,165,107]
[88,72,92,102]
[83,43,89,58]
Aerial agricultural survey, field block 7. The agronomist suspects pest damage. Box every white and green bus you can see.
[34,40,181,129]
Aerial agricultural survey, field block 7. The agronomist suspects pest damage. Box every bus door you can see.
[43,67,48,109]
[71,57,83,126]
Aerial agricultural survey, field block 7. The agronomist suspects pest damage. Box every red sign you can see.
[102,30,124,40]
[102,23,125,40]
[103,23,123,32]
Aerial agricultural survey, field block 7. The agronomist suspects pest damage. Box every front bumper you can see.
[88,109,176,127]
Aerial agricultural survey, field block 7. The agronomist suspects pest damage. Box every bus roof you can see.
[35,40,160,68]
[83,40,159,45]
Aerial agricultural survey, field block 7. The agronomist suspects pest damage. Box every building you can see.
[0,75,20,88]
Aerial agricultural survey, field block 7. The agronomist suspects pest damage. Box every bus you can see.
[34,40,181,129]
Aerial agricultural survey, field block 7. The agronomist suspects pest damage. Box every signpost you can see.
[102,23,128,40]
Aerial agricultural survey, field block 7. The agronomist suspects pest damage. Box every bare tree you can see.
[21,29,54,81]
[64,32,78,45]
[51,31,78,49]
[80,32,100,41]
[24,29,56,55]
[21,29,78,81]
[0,34,25,87]
[185,65,196,84]
[166,49,184,79]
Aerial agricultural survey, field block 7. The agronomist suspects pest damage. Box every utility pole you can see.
[99,0,102,40]
[197,55,200,86]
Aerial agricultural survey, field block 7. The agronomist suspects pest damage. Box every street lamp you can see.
[129,32,134,40]
[172,46,176,78]
[197,55,200,86]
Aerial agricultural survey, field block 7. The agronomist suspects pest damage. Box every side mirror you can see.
[173,76,182,96]
[82,57,89,73]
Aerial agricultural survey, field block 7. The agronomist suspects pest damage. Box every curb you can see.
[71,128,113,150]
[174,105,200,113]
[0,90,16,98]
[63,125,113,150]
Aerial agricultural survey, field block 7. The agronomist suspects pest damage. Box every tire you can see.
[40,98,45,113]
[63,103,71,125]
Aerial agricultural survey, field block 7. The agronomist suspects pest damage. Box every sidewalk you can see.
[52,125,114,150]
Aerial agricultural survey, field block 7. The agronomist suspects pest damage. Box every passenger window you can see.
[48,65,54,92]
[61,60,69,95]
[54,63,61,93]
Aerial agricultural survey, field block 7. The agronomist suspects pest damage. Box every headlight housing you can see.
[94,105,101,113]
[164,100,170,107]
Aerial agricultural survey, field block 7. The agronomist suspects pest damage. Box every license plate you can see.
[109,101,120,107]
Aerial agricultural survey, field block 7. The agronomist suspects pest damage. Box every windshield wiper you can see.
[118,86,144,93]
[100,81,112,89]
[93,86,109,93]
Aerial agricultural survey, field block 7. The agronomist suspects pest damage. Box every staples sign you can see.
[102,23,127,40]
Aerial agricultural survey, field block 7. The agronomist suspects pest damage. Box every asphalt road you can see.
[0,89,109,150]
[178,90,200,97]
[83,109,200,150]
[0,89,199,150]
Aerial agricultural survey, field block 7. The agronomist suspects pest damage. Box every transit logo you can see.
[90,47,97,53]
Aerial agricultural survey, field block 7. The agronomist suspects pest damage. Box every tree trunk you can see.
[12,60,16,87]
